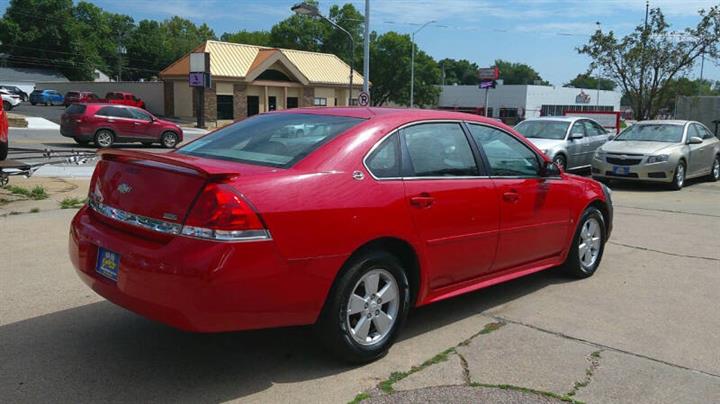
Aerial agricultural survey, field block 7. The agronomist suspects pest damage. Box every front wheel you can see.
[707,155,719,182]
[562,207,606,278]
[0,141,8,161]
[553,155,567,171]
[316,250,410,363]
[2,101,11,111]
[160,132,178,148]
[669,161,686,190]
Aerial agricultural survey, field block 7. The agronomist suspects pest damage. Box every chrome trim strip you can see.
[88,199,271,242]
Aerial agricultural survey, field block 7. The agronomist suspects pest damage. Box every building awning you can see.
[160,40,364,87]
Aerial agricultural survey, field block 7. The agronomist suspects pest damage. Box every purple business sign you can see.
[189,72,207,87]
[479,81,494,89]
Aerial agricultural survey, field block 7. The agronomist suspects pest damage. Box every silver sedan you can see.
[514,117,612,171]
[591,120,720,190]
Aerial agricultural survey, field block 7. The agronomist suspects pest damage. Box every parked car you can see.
[1,89,22,111]
[0,85,28,102]
[29,89,64,106]
[69,108,613,363]
[0,98,8,160]
[514,117,612,171]
[102,91,145,109]
[592,120,720,189]
[60,103,183,148]
[64,91,99,106]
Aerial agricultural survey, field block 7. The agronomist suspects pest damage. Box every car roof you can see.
[635,120,689,126]
[521,116,586,123]
[276,107,504,125]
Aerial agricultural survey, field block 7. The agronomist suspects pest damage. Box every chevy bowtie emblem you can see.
[117,183,132,194]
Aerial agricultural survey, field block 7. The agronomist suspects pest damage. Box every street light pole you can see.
[292,2,355,105]
[410,20,435,108]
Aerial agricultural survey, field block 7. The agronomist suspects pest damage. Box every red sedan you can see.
[69,108,613,363]
[0,99,7,160]
[61,104,183,148]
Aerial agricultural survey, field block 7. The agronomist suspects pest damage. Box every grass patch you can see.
[30,208,40,213]
[471,383,585,404]
[348,392,370,404]
[59,197,87,209]
[3,185,48,200]
[378,347,456,393]
[459,321,506,346]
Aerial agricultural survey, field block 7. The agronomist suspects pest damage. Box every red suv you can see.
[61,104,183,148]
[103,92,145,109]
[64,91,99,106]
[69,108,612,363]
[0,100,8,160]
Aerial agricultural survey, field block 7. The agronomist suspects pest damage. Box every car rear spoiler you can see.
[99,149,238,180]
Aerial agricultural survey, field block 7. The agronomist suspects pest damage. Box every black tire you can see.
[30,102,37,106]
[553,154,567,171]
[315,250,411,364]
[669,161,686,190]
[73,138,90,146]
[2,101,11,111]
[0,141,8,161]
[160,131,178,148]
[561,207,606,279]
[707,155,719,182]
[94,129,114,148]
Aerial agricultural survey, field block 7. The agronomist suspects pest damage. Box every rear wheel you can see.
[0,141,8,161]
[94,129,114,148]
[669,161,685,190]
[707,155,719,182]
[160,132,178,148]
[562,207,606,278]
[2,101,10,111]
[316,250,410,363]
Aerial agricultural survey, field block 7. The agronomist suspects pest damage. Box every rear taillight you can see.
[182,183,270,241]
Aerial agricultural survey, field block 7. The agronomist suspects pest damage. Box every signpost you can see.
[477,66,499,117]
[357,91,370,107]
[189,52,211,129]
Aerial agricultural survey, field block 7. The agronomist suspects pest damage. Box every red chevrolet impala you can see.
[69,108,612,363]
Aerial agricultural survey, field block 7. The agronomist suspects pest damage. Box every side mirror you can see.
[607,134,615,141]
[688,136,703,145]
[541,160,562,177]
[569,132,584,140]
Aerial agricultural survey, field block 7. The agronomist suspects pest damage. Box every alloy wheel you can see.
[712,158,719,180]
[578,217,602,268]
[676,164,685,188]
[162,133,178,148]
[346,268,399,346]
[96,131,113,148]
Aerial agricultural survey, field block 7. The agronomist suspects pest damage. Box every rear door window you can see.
[128,108,152,121]
[179,113,364,168]
[402,123,478,177]
[96,106,132,118]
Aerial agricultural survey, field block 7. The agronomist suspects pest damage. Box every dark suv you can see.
[60,104,183,148]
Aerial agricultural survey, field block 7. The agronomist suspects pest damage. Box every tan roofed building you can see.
[160,40,364,125]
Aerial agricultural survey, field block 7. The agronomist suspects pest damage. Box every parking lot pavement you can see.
[1,178,719,403]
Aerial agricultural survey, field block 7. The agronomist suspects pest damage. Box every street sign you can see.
[479,80,495,89]
[358,91,370,107]
[477,66,499,80]
[188,72,211,88]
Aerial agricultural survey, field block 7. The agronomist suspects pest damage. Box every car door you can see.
[126,108,155,139]
[467,123,571,271]
[97,106,133,138]
[400,122,500,288]
[584,120,609,158]
[567,121,588,169]
[688,123,718,176]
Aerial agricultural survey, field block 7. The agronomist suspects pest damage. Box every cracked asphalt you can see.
[1,177,719,403]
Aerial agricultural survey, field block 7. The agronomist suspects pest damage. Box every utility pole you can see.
[410,20,435,108]
[363,0,370,95]
[638,0,649,119]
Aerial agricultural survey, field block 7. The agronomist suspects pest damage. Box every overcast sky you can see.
[2,0,718,85]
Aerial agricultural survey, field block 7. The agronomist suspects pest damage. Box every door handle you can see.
[107,119,115,123]
[410,193,435,208]
[503,191,520,203]
[133,122,142,126]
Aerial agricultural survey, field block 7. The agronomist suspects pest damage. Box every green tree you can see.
[494,59,548,85]
[439,58,480,85]
[0,0,93,80]
[564,73,616,90]
[220,30,271,46]
[579,6,720,119]
[370,31,440,107]
[659,77,720,113]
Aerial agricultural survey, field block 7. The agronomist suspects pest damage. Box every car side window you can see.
[570,122,585,138]
[584,121,605,136]
[688,124,702,141]
[95,106,113,116]
[129,108,152,121]
[468,124,540,177]
[402,123,478,177]
[366,133,401,178]
[695,124,713,140]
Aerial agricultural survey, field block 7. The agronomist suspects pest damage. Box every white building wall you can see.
[524,85,621,118]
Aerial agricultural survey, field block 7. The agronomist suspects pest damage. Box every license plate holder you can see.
[612,165,630,175]
[96,247,120,282]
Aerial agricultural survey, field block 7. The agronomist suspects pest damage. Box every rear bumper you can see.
[69,206,343,332]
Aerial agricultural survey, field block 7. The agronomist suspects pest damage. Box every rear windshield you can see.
[65,104,87,115]
[178,113,365,168]
[514,120,570,140]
